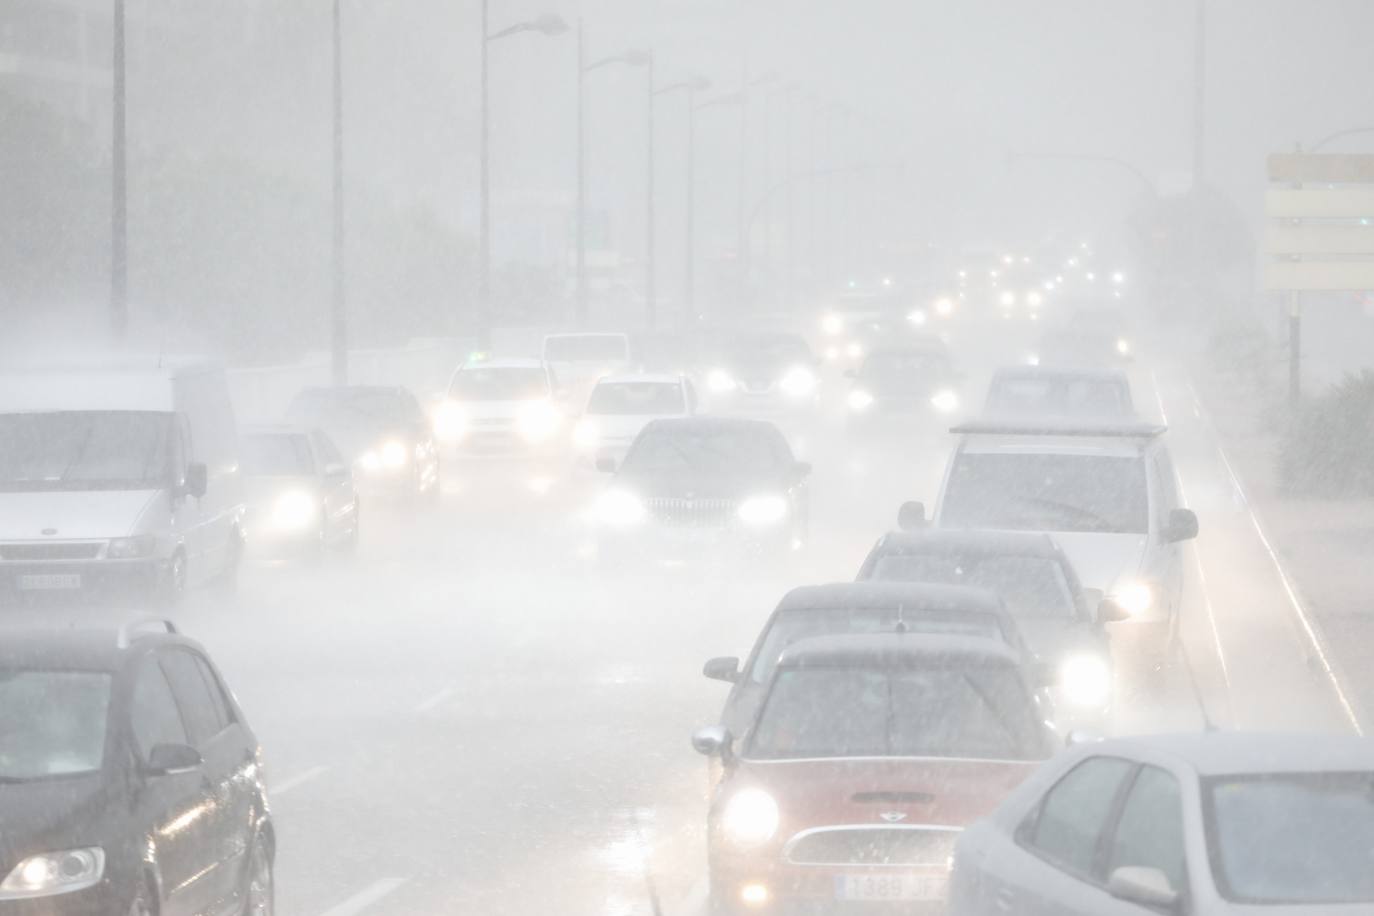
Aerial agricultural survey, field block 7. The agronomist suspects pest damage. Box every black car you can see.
[856,529,1125,726]
[591,417,810,565]
[699,333,820,413]
[0,618,272,916]
[701,581,1031,736]
[285,385,440,502]
[844,342,962,427]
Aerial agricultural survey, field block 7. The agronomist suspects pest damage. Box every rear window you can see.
[587,382,685,416]
[449,367,549,401]
[986,377,1131,417]
[543,335,628,363]
[868,555,1075,619]
[0,670,111,780]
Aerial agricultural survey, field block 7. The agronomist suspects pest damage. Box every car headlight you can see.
[1117,338,1131,355]
[1000,291,1016,308]
[271,490,319,531]
[1025,353,1040,367]
[573,418,601,451]
[517,400,562,443]
[1059,654,1113,709]
[738,494,788,526]
[433,400,467,443]
[1113,581,1154,617]
[847,389,875,411]
[1027,291,1044,308]
[0,848,104,899]
[720,788,779,847]
[778,366,817,398]
[595,488,646,527]
[933,297,954,317]
[707,369,737,394]
[907,309,928,326]
[930,389,959,413]
[381,439,409,469]
[108,534,155,559]
[823,345,840,362]
[820,313,843,335]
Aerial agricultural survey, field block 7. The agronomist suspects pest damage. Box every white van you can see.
[0,359,245,602]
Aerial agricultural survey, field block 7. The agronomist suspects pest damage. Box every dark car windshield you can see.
[449,368,549,401]
[242,433,315,476]
[940,453,1148,534]
[0,670,111,780]
[986,377,1131,417]
[1204,772,1374,905]
[748,665,1039,760]
[622,425,788,476]
[0,411,173,492]
[587,382,685,416]
[748,609,1007,684]
[868,555,1076,619]
[543,335,628,363]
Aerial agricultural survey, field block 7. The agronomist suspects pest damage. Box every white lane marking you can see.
[1186,381,1365,735]
[271,765,328,797]
[316,877,409,916]
[414,684,458,713]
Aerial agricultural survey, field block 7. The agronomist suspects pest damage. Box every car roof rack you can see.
[116,616,178,649]
[949,419,1167,439]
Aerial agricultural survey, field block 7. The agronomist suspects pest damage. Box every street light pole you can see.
[331,0,348,385]
[111,0,127,338]
[652,74,710,328]
[646,52,656,328]
[1192,0,1206,186]
[685,87,697,325]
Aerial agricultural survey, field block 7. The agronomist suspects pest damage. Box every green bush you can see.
[1278,371,1374,497]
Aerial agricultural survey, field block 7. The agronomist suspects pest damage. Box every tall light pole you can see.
[576,23,647,329]
[736,71,775,311]
[331,0,347,384]
[479,4,567,350]
[111,0,127,338]
[1192,0,1206,186]
[652,74,710,327]
[688,90,741,324]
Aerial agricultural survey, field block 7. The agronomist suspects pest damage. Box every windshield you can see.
[0,411,172,492]
[587,382,685,416]
[449,368,549,401]
[543,336,628,363]
[242,433,314,476]
[986,378,1132,417]
[1204,773,1374,904]
[621,425,787,476]
[747,665,1039,760]
[869,555,1076,619]
[940,453,1148,534]
[748,609,1007,684]
[0,670,110,780]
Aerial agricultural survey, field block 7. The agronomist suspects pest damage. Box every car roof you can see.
[1089,732,1374,776]
[594,373,683,386]
[953,418,1164,456]
[0,621,194,672]
[991,366,1129,385]
[776,633,1022,669]
[869,529,1063,560]
[776,581,1006,614]
[643,416,777,433]
[459,357,545,370]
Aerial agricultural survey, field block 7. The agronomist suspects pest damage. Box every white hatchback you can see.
[572,374,695,466]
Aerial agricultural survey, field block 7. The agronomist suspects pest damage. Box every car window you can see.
[868,554,1076,619]
[0,669,111,779]
[131,656,189,758]
[313,431,346,468]
[941,453,1149,534]
[160,650,227,744]
[1024,756,1135,878]
[194,656,235,731]
[1107,765,1186,891]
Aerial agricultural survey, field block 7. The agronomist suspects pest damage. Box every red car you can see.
[693,633,1057,914]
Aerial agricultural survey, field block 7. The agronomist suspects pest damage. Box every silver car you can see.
[949,732,1374,915]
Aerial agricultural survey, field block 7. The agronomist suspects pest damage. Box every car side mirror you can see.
[182,463,208,499]
[897,500,927,532]
[692,725,734,762]
[144,742,202,776]
[1065,728,1106,748]
[595,456,617,473]
[1162,508,1198,543]
[703,656,740,683]
[1097,598,1132,624]
[1108,866,1180,910]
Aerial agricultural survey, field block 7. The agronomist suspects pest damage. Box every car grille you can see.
[785,827,960,867]
[645,497,738,527]
[0,542,103,561]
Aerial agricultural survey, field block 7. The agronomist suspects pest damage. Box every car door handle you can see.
[995,887,1016,911]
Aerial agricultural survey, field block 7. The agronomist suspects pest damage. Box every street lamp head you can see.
[687,75,712,92]
[532,13,568,36]
[623,49,651,67]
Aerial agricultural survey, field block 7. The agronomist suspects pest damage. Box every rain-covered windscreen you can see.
[0,411,172,492]
[748,610,1006,684]
[747,666,1039,760]
[448,368,549,401]
[869,555,1075,618]
[1205,773,1374,904]
[985,376,1132,417]
[242,434,314,477]
[0,670,110,780]
[587,383,685,416]
[941,453,1148,534]
[861,351,950,388]
[622,425,786,476]
[543,335,628,363]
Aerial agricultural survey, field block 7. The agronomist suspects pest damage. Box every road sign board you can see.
[1265,223,1374,256]
[1268,153,1374,184]
[1264,261,1374,291]
[1266,189,1374,219]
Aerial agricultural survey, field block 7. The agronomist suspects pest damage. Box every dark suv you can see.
[0,619,273,916]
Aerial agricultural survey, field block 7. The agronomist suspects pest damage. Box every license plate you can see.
[835,874,944,902]
[17,573,82,591]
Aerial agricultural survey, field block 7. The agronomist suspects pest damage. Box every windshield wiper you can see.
[1013,496,1120,531]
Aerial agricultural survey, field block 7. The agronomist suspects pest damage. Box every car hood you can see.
[0,490,159,540]
[730,756,1038,832]
[614,470,786,500]
[0,776,111,874]
[1040,531,1147,593]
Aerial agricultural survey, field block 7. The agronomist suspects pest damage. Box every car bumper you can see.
[710,860,950,915]
[0,559,166,602]
[0,878,133,916]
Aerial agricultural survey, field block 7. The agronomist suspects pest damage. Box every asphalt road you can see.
[157,317,1360,916]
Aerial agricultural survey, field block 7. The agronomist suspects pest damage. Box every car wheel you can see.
[243,835,274,916]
